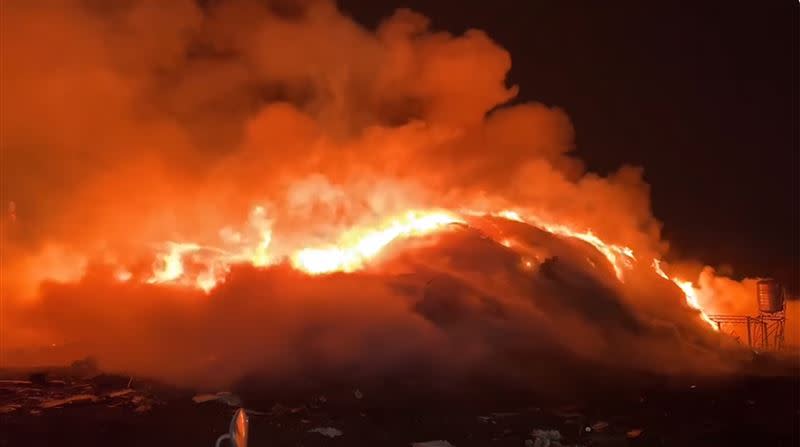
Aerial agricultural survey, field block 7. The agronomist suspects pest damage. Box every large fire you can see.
[653,259,717,329]
[6,1,762,387]
[135,204,718,330]
[289,210,463,274]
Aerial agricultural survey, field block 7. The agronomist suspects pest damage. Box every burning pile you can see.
[132,206,715,331]
[0,0,761,388]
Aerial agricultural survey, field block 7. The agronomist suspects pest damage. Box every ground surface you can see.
[1,362,799,447]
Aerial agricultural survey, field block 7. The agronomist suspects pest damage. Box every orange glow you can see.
[290,211,462,274]
[135,206,647,294]
[652,259,670,280]
[652,260,717,330]
[147,242,201,285]
[137,209,463,288]
[114,268,132,282]
[498,210,524,222]
[526,218,635,281]
[139,207,641,290]
[475,209,636,281]
[247,206,274,268]
[141,205,277,292]
[104,203,714,333]
[141,207,645,289]
[0,0,750,387]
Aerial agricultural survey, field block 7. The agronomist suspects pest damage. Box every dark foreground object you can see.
[1,369,798,447]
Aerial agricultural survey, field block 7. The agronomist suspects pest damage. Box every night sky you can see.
[340,0,799,290]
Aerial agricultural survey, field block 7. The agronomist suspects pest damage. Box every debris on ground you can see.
[531,429,562,447]
[0,380,33,386]
[476,411,518,425]
[552,408,583,420]
[191,391,242,407]
[411,441,455,447]
[589,421,609,432]
[0,404,22,414]
[0,373,159,415]
[309,427,343,438]
[40,394,99,409]
[626,428,643,438]
[134,402,153,413]
[108,389,136,398]
[2,369,797,447]
[129,395,157,413]
[192,393,221,404]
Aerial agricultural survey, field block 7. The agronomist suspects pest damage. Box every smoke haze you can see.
[0,0,790,387]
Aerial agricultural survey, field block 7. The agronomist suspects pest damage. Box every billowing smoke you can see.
[0,0,776,387]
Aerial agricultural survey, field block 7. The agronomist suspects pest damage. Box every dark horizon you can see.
[340,0,799,291]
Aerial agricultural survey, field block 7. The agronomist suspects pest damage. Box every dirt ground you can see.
[2,358,798,447]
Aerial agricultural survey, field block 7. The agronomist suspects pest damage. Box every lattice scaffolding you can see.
[709,312,786,350]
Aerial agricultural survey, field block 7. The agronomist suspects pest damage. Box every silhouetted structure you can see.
[710,279,786,350]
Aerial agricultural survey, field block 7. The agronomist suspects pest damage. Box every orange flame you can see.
[114,268,132,282]
[132,204,717,333]
[148,242,201,284]
[653,259,717,330]
[290,210,462,274]
[482,209,636,281]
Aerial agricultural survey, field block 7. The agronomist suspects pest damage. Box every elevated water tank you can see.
[756,279,784,313]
